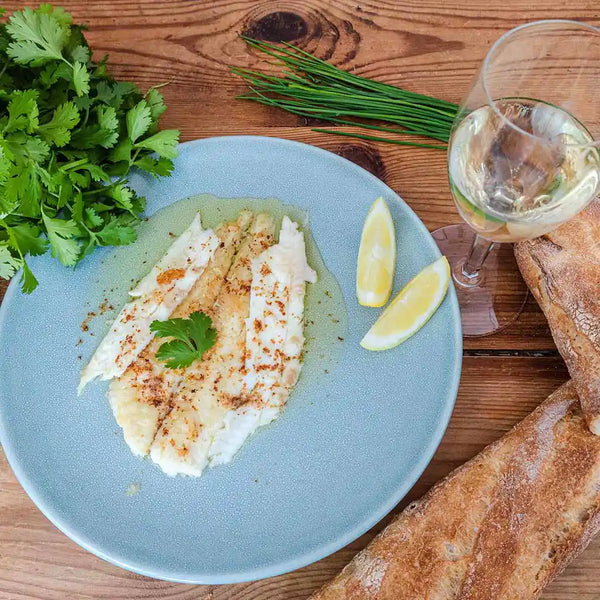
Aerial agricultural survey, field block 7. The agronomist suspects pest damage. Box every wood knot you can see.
[242,7,360,65]
[243,11,308,42]
[337,145,386,180]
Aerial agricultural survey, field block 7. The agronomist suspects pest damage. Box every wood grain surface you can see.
[0,1,598,598]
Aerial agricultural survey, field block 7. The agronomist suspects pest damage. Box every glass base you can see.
[432,223,529,337]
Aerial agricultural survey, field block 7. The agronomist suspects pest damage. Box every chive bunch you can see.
[232,37,459,150]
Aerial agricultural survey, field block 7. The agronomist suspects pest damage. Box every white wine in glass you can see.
[433,21,600,336]
[449,100,600,242]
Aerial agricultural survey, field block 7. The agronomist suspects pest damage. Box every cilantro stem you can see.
[82,105,90,127]
[63,158,88,171]
[82,178,127,196]
[78,219,98,241]
[130,148,142,165]
[0,60,10,80]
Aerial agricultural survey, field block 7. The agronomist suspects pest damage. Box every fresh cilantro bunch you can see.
[150,312,217,369]
[0,4,180,292]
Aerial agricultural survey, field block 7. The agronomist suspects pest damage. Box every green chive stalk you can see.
[232,37,459,149]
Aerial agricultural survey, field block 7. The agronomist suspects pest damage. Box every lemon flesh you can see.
[356,197,396,307]
[361,256,451,351]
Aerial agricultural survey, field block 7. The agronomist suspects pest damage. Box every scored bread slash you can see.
[357,197,396,308]
[78,214,218,393]
[361,256,450,351]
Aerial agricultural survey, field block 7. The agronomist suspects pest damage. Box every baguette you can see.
[311,382,600,600]
[515,200,600,433]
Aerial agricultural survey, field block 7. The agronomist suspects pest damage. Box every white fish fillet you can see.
[151,216,316,475]
[79,214,218,392]
[83,207,315,477]
[107,212,253,456]
[150,214,276,476]
[209,216,317,466]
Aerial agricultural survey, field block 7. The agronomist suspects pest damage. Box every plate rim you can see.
[0,135,462,584]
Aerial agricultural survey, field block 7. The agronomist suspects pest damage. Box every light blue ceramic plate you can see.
[0,136,461,584]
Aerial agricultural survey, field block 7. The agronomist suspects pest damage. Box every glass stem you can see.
[454,233,494,287]
[464,234,493,276]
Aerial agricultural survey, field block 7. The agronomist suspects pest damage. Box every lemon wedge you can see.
[356,197,396,307]
[360,256,450,351]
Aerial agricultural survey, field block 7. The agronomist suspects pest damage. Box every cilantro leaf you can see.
[130,193,146,214]
[97,105,118,132]
[98,81,138,110]
[4,162,43,217]
[95,81,114,105]
[70,45,89,64]
[110,139,133,163]
[109,183,134,212]
[0,183,19,215]
[71,106,119,149]
[126,100,152,143]
[146,87,167,120]
[36,4,73,27]
[38,61,73,87]
[135,129,179,159]
[38,102,80,147]
[19,260,39,294]
[0,144,12,183]
[58,177,74,209]
[42,213,81,266]
[134,155,174,178]
[80,163,110,183]
[84,207,103,228]
[150,317,193,342]
[9,223,49,256]
[97,214,137,246]
[154,340,196,369]
[150,312,217,369]
[187,312,218,352]
[68,169,90,188]
[71,190,84,222]
[42,214,80,239]
[72,127,119,149]
[6,8,68,66]
[93,55,108,78]
[24,137,50,162]
[6,90,39,132]
[0,244,21,279]
[72,62,90,96]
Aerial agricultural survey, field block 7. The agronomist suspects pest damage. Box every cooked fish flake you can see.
[79,214,218,392]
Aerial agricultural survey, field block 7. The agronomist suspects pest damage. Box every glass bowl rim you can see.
[481,19,600,149]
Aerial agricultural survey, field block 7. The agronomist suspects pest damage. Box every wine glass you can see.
[432,20,600,336]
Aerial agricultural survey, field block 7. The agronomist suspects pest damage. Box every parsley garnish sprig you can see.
[150,312,217,369]
[0,5,180,293]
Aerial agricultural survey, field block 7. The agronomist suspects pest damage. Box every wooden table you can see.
[1,1,598,598]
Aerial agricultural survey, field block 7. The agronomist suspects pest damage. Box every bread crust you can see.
[311,382,600,600]
[514,201,600,433]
